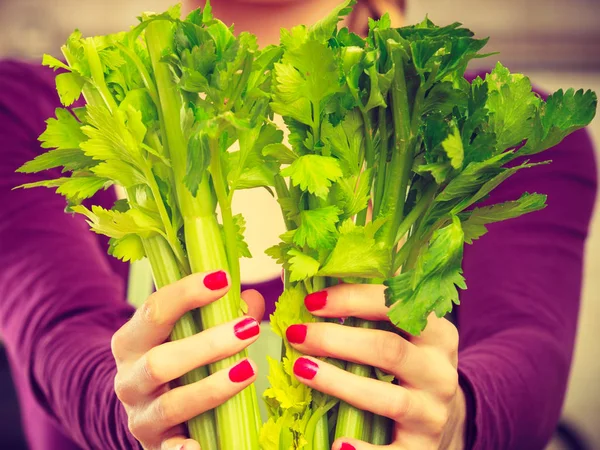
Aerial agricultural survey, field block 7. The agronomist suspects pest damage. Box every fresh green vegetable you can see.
[262,1,597,447]
[16,1,597,449]
[16,3,283,449]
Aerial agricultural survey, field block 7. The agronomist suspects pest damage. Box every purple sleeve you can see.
[0,61,139,449]
[457,123,597,449]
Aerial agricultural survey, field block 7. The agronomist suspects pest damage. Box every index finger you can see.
[305,284,459,360]
[112,270,230,359]
[304,284,389,321]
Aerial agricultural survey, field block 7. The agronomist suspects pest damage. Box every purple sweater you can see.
[0,60,596,450]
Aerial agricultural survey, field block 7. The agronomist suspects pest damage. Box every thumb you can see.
[241,289,266,322]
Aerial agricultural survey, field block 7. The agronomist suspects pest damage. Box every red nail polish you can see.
[305,290,327,312]
[234,317,259,340]
[204,271,228,290]
[229,360,254,383]
[340,443,356,450]
[286,324,307,344]
[293,357,318,380]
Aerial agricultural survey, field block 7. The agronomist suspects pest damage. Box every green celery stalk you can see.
[63,38,218,447]
[143,236,218,449]
[145,19,260,450]
[334,321,374,442]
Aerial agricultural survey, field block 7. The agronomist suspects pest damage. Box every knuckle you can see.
[202,384,223,407]
[113,373,128,403]
[155,394,178,426]
[141,349,164,385]
[440,321,460,354]
[110,329,127,362]
[385,391,412,422]
[171,278,198,307]
[377,333,407,370]
[198,376,234,410]
[202,332,222,361]
[438,369,459,401]
[127,414,143,440]
[140,294,167,328]
[428,405,450,436]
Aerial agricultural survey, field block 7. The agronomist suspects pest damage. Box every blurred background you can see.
[0,0,599,448]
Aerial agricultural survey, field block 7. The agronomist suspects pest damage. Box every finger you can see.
[292,357,440,429]
[112,270,231,358]
[132,358,258,438]
[410,313,459,365]
[161,437,200,450]
[304,284,389,320]
[116,316,260,403]
[332,437,405,450]
[286,322,443,389]
[241,289,265,322]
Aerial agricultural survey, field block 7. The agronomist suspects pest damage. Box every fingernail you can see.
[229,359,254,383]
[286,324,307,344]
[204,270,228,290]
[305,290,327,312]
[293,357,318,380]
[234,317,259,340]
[340,443,356,450]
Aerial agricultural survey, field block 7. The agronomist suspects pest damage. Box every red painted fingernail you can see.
[229,360,254,383]
[340,443,356,450]
[305,290,327,312]
[286,324,307,344]
[293,357,318,380]
[234,317,259,340]
[204,270,228,290]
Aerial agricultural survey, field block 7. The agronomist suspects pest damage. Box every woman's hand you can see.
[111,270,265,450]
[286,284,467,450]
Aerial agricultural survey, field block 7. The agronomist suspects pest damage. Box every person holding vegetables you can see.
[0,0,596,450]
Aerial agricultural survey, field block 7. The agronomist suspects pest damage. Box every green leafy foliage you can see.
[281,155,343,199]
[15,2,598,448]
[266,6,596,446]
[318,220,390,278]
[484,62,541,152]
[520,88,598,155]
[232,213,252,258]
[460,192,547,243]
[293,206,341,250]
[385,217,466,335]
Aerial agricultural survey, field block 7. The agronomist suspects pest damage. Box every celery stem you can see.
[114,42,160,107]
[334,319,375,442]
[393,183,437,247]
[83,39,119,112]
[209,137,242,295]
[146,19,260,450]
[373,105,389,219]
[143,166,190,274]
[143,236,217,449]
[370,414,392,445]
[356,107,375,226]
[377,44,411,257]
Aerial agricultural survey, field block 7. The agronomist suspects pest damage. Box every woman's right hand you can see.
[110,270,265,450]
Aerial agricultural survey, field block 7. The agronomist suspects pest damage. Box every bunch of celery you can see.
[16,1,598,449]
[261,1,597,448]
[16,3,284,450]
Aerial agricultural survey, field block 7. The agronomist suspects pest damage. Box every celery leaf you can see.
[293,206,341,250]
[385,216,466,335]
[461,193,547,244]
[281,154,343,199]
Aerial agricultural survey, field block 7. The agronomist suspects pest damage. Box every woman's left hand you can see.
[285,283,467,450]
